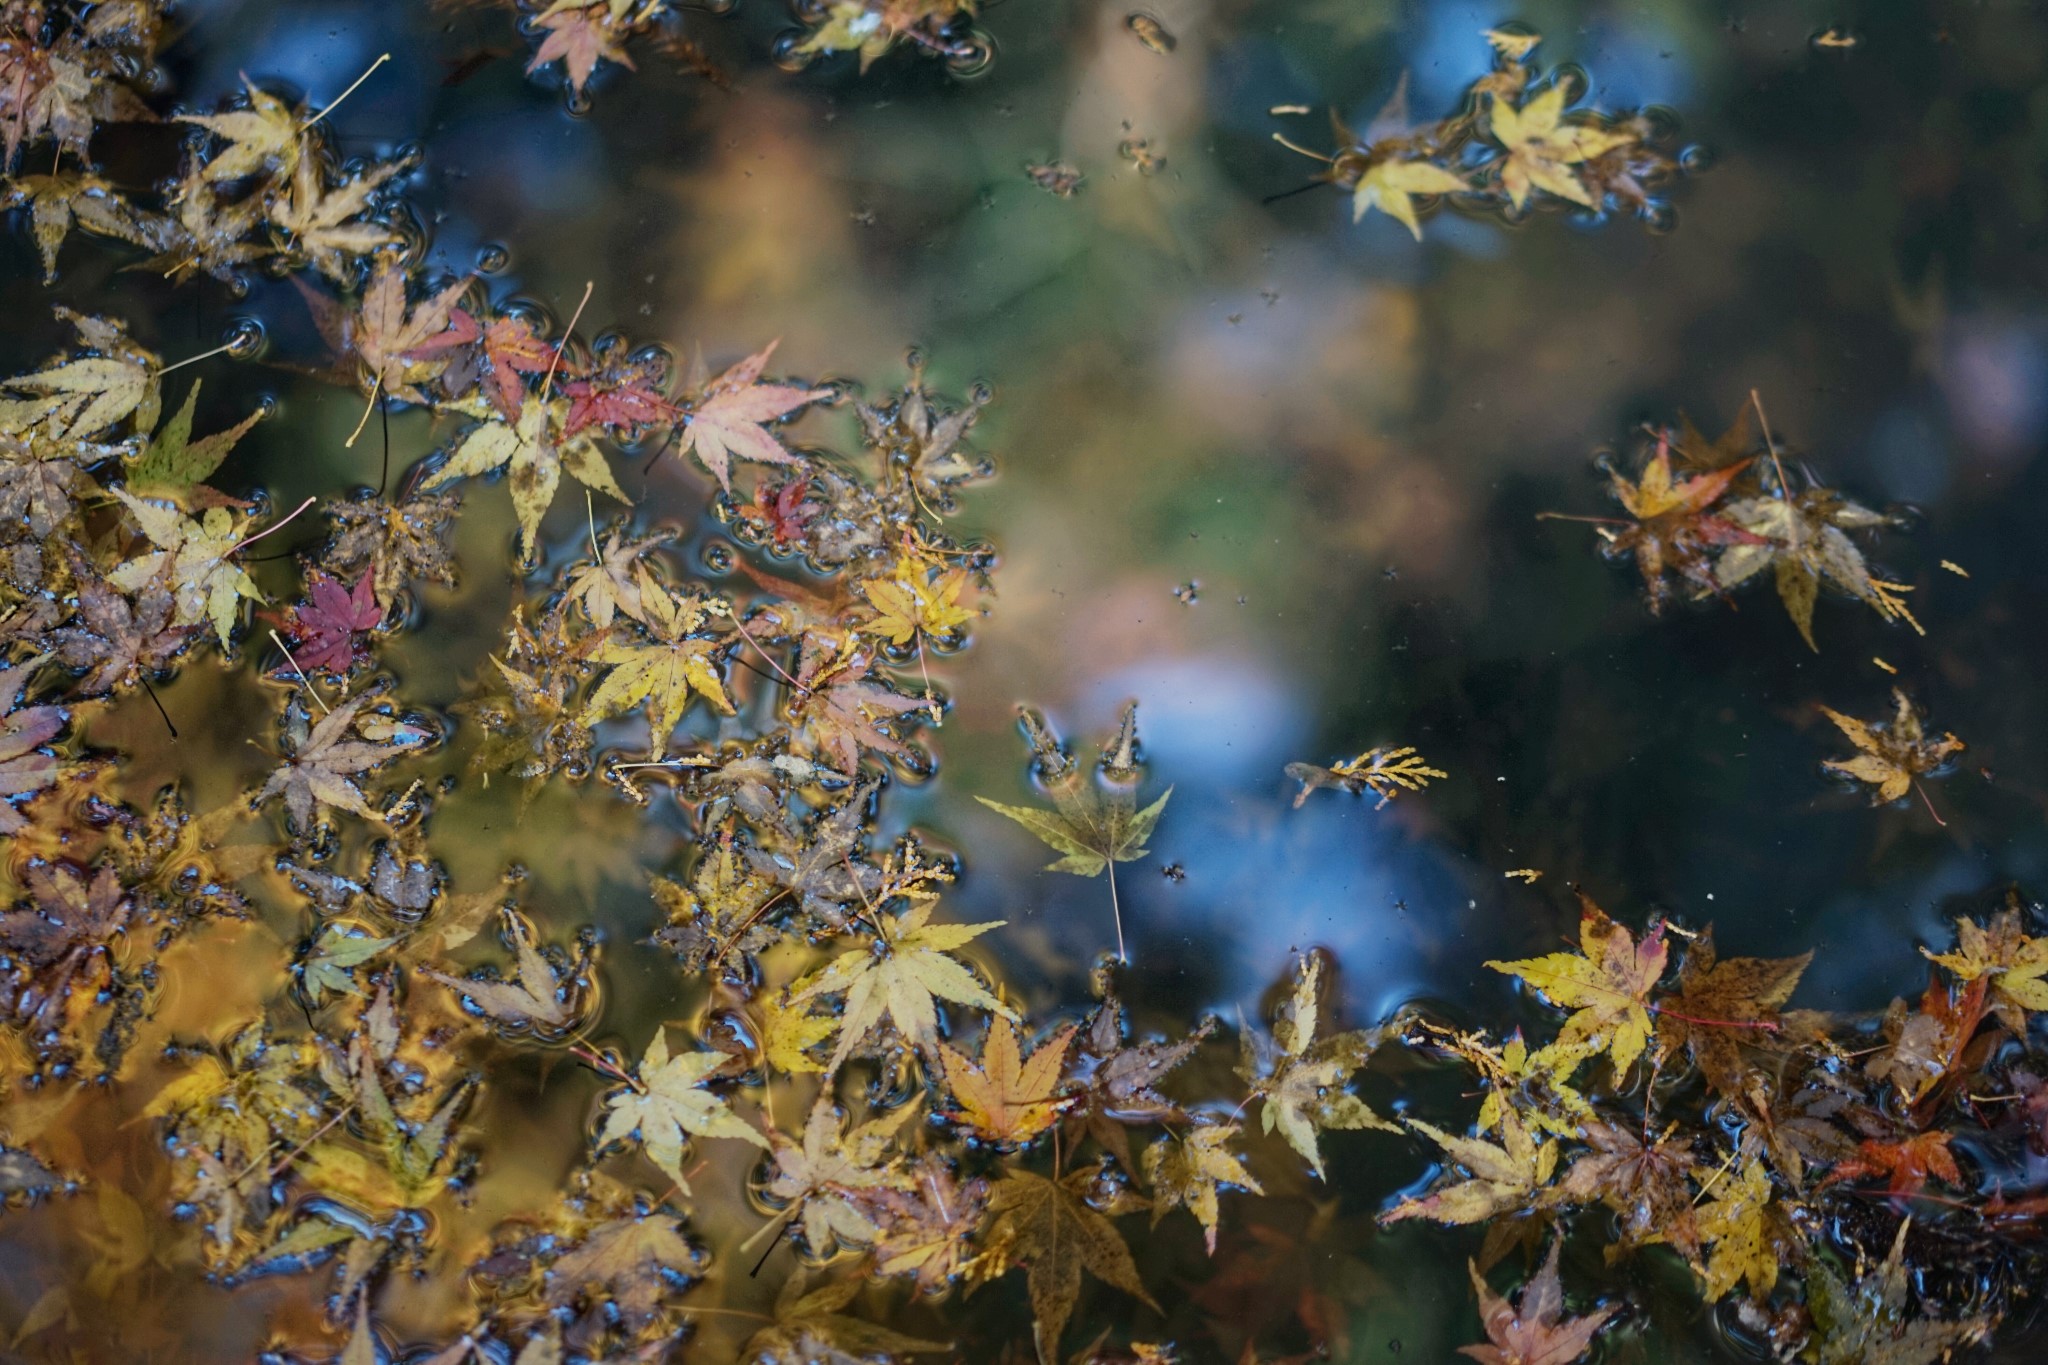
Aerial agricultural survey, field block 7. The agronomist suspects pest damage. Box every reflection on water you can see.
[7,0,2048,1359]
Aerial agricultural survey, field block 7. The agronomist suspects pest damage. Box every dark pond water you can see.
[6,0,2048,1360]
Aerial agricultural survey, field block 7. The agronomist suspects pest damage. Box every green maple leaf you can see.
[296,923,398,1007]
[128,380,263,502]
[976,702,1170,962]
[596,1027,767,1193]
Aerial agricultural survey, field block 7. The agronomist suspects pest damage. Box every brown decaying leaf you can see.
[980,1166,1159,1365]
[1460,1238,1615,1365]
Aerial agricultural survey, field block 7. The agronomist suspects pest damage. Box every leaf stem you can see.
[301,53,391,130]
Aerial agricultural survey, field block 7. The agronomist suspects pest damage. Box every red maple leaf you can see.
[562,371,677,437]
[281,572,384,674]
[480,313,559,419]
[738,477,821,546]
[1822,1130,1963,1199]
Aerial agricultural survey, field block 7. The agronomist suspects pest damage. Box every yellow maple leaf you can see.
[1693,1157,1783,1302]
[1380,1108,1557,1226]
[860,553,976,645]
[1819,689,1963,806]
[938,1016,1074,1145]
[1489,86,1635,210]
[1485,895,1668,1080]
[580,585,735,761]
[425,395,630,558]
[1351,158,1469,239]
[1923,899,2048,1031]
[1143,1120,1262,1253]
[790,898,1014,1073]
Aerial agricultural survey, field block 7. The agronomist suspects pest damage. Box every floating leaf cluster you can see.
[1282,29,1690,239]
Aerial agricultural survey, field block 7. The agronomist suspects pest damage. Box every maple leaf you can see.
[424,395,630,558]
[254,691,431,830]
[294,922,398,1007]
[1463,1030,1593,1141]
[50,558,190,697]
[1865,974,1989,1109]
[108,489,263,647]
[352,260,473,405]
[1923,899,2048,1032]
[559,364,677,438]
[1597,434,1756,611]
[860,553,976,646]
[127,379,263,504]
[1821,1131,1962,1200]
[450,311,557,421]
[316,485,462,610]
[982,1166,1160,1365]
[279,571,383,674]
[1239,955,1402,1177]
[855,357,994,512]
[1144,1119,1262,1254]
[1286,745,1446,809]
[2,309,159,441]
[977,703,1171,962]
[849,1155,989,1291]
[1460,1238,1615,1365]
[790,897,1013,1073]
[760,1099,909,1256]
[742,1270,952,1361]
[651,834,782,972]
[565,526,670,630]
[267,145,402,283]
[1486,895,1668,1081]
[5,172,170,282]
[1655,929,1810,1105]
[736,476,822,547]
[178,78,298,183]
[789,635,930,775]
[1065,992,1213,1169]
[1556,1120,1700,1256]
[537,1205,703,1334]
[1,862,129,1003]
[1382,1107,1558,1227]
[939,1016,1075,1145]
[581,584,733,759]
[1804,1219,1991,1365]
[1819,690,1963,806]
[419,911,588,1033]
[677,340,828,491]
[596,1027,767,1192]
[1716,485,1918,649]
[528,2,637,95]
[756,991,838,1074]
[1690,1156,1791,1303]
[0,430,93,537]
[1352,158,1469,239]
[1487,86,1635,210]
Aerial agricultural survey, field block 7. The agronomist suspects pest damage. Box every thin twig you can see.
[269,630,330,714]
[541,281,595,400]
[301,53,392,129]
[233,497,318,555]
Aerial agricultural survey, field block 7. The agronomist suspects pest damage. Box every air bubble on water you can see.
[224,317,266,359]
[254,394,280,420]
[968,380,994,405]
[563,87,593,118]
[476,243,511,274]
[1679,143,1716,175]
[769,31,814,72]
[946,32,996,77]
[702,541,736,575]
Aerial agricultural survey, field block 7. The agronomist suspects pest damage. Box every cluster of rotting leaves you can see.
[1277,29,1690,240]
[443,0,987,101]
[0,15,2043,1365]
